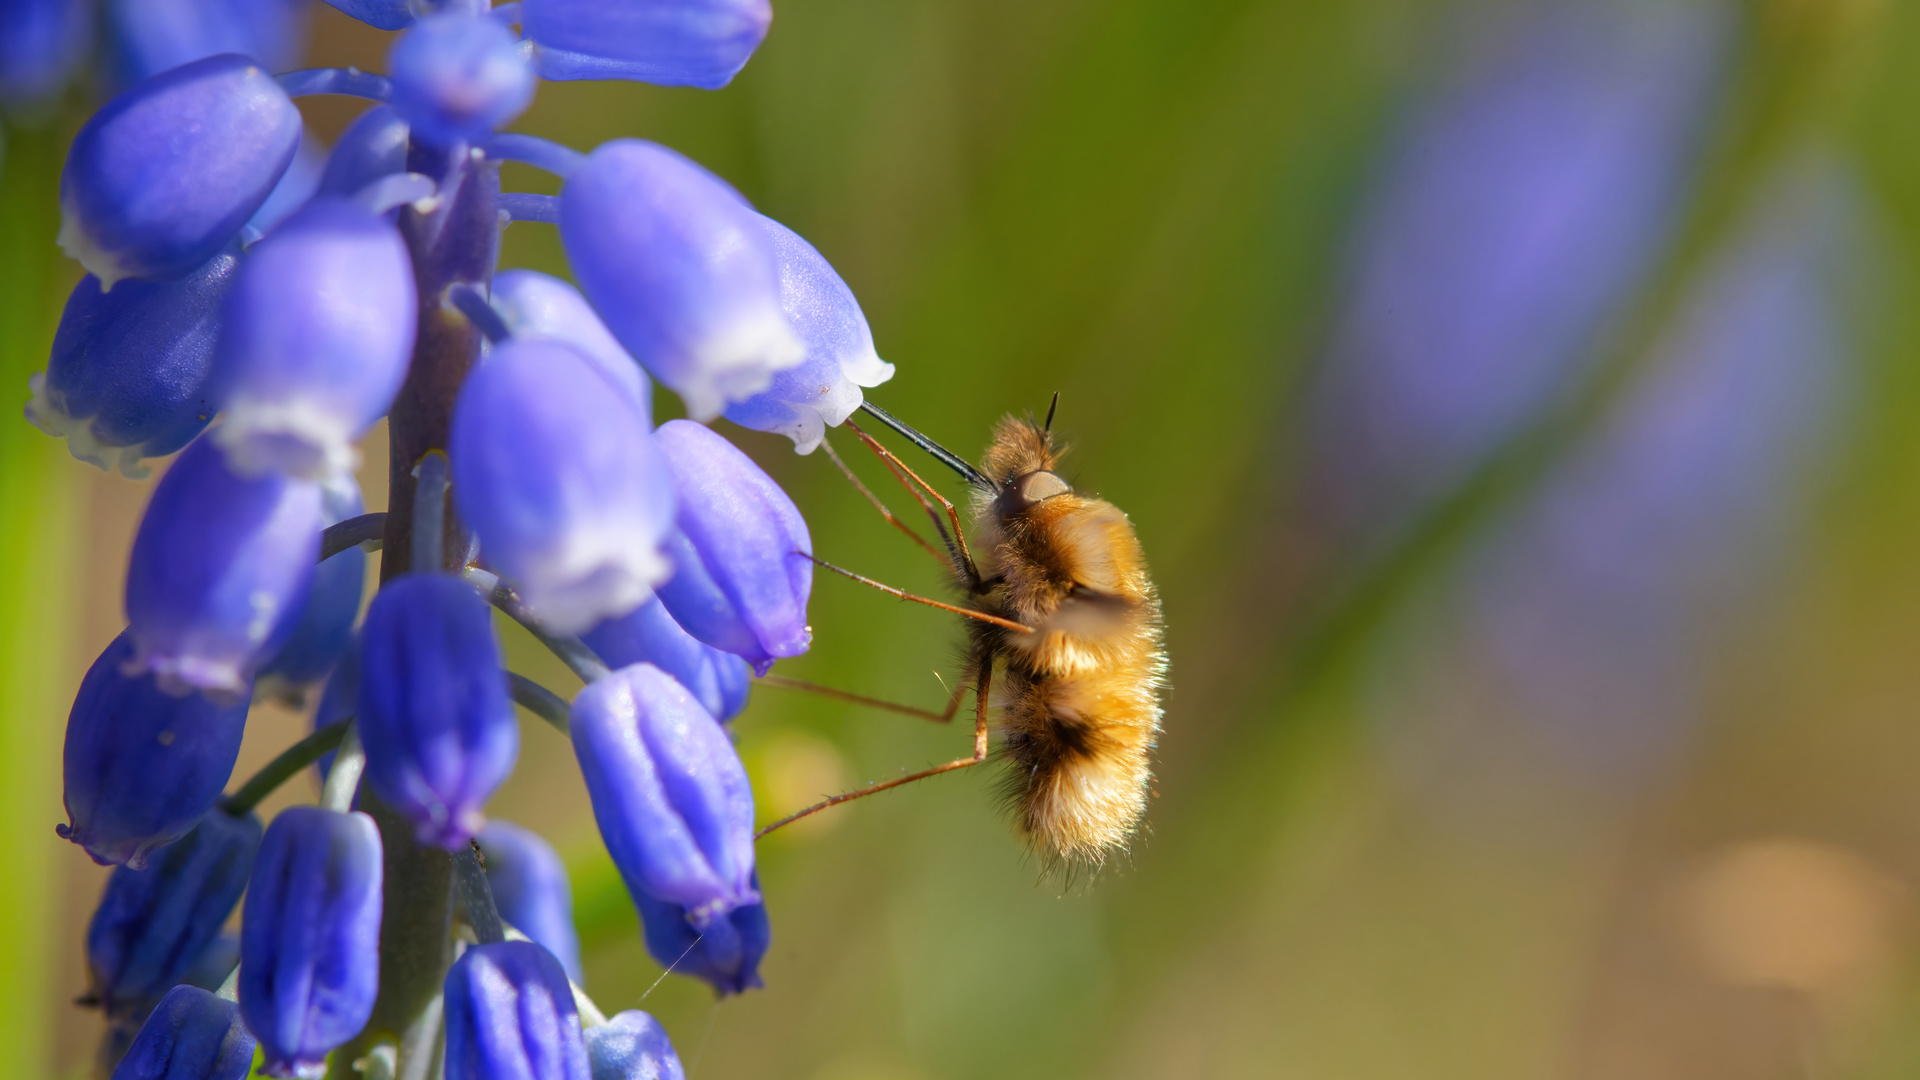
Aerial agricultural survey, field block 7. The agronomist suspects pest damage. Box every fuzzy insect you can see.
[758,398,1166,869]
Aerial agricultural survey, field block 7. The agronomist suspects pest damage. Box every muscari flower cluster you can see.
[28,1,891,1075]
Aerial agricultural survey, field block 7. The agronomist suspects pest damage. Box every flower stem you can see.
[220,719,350,817]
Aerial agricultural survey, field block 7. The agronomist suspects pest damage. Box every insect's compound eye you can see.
[1011,470,1072,507]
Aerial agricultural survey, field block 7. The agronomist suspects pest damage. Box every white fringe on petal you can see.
[214,397,359,482]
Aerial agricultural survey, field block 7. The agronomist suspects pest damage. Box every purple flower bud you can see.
[318,105,410,199]
[87,810,261,1018]
[635,880,766,996]
[560,140,803,420]
[106,0,310,87]
[60,634,251,869]
[451,337,676,634]
[443,940,591,1080]
[652,420,811,673]
[390,13,535,147]
[110,985,256,1080]
[477,821,584,983]
[211,197,418,480]
[319,0,414,31]
[724,217,894,453]
[581,600,750,722]
[124,437,323,700]
[357,574,519,848]
[27,245,238,479]
[571,664,757,926]
[492,269,652,419]
[585,1011,686,1080]
[257,475,367,693]
[0,0,91,104]
[524,0,771,91]
[240,807,383,1080]
[60,54,302,289]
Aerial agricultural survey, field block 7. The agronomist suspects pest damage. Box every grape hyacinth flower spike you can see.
[491,269,653,416]
[212,196,419,480]
[86,810,262,1018]
[110,985,256,1080]
[523,0,773,90]
[357,573,520,848]
[451,337,677,634]
[582,598,751,722]
[478,821,585,983]
[571,664,759,926]
[444,940,592,1080]
[27,244,239,478]
[636,883,768,996]
[725,215,896,453]
[653,419,813,672]
[240,806,384,1079]
[60,634,251,868]
[389,12,534,147]
[586,1011,687,1080]
[60,53,302,288]
[561,139,804,420]
[123,436,323,700]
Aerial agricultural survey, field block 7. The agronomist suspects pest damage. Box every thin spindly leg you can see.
[843,419,981,586]
[756,671,968,724]
[819,434,951,568]
[803,553,1032,634]
[755,657,994,839]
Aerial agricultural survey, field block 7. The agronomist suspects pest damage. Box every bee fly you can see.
[757,395,1166,869]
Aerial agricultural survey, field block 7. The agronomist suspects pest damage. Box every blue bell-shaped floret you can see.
[110,985,256,1080]
[211,196,417,481]
[571,663,757,927]
[652,420,811,673]
[240,807,383,1080]
[319,0,414,30]
[60,634,251,869]
[390,12,535,147]
[0,0,91,104]
[318,105,410,200]
[60,53,302,289]
[443,940,591,1080]
[477,821,584,983]
[106,0,310,87]
[491,269,652,418]
[123,437,323,700]
[27,244,238,479]
[559,139,802,420]
[451,336,676,634]
[524,0,771,91]
[87,809,262,1018]
[585,1011,686,1080]
[357,573,519,849]
[581,599,749,722]
[256,473,367,695]
[635,880,767,997]
[724,215,894,453]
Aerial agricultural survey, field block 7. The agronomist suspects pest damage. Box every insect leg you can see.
[804,554,1033,634]
[843,419,982,587]
[817,434,950,567]
[756,671,967,724]
[755,657,994,839]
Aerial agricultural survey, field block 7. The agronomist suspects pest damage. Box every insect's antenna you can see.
[1043,391,1059,434]
[857,400,995,489]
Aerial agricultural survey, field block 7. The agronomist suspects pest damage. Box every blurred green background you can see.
[9,0,1920,1077]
